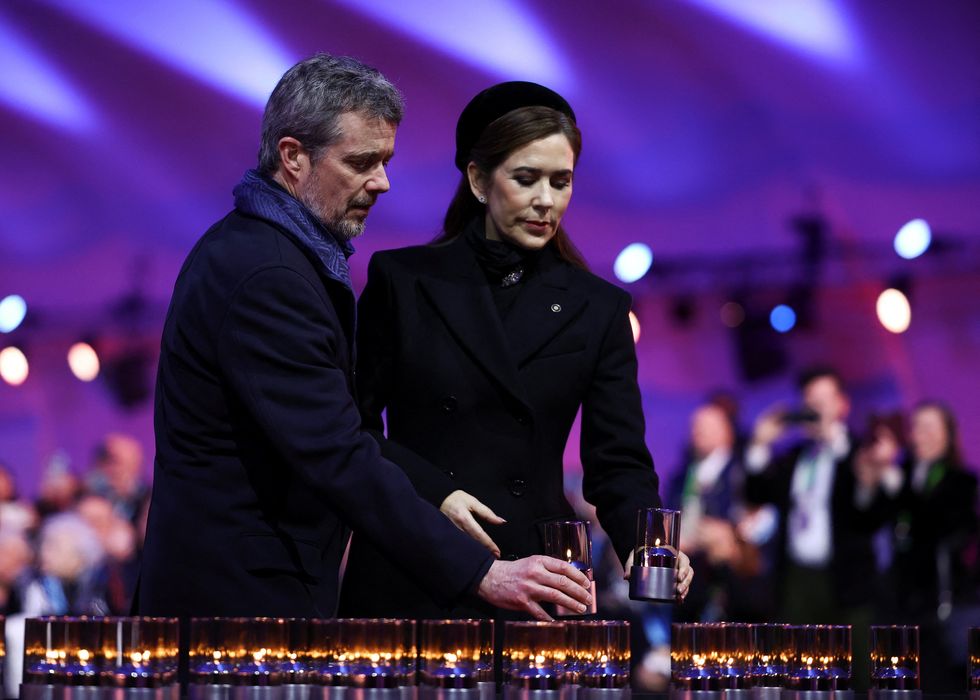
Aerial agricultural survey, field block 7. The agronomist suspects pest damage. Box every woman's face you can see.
[471,133,575,250]
[910,406,948,462]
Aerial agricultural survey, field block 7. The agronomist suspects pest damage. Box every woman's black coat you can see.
[339,234,662,618]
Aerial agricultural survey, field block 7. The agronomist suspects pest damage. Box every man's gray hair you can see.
[257,53,404,174]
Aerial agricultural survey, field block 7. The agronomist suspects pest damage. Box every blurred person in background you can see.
[0,530,33,613]
[666,397,776,622]
[76,494,139,613]
[34,452,80,520]
[856,400,979,690]
[744,366,886,690]
[86,433,150,523]
[0,461,38,535]
[20,512,109,616]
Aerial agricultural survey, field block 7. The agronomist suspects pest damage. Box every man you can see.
[137,54,592,621]
[744,367,883,689]
[666,397,774,622]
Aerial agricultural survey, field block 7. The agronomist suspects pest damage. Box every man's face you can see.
[296,111,396,239]
[802,375,849,438]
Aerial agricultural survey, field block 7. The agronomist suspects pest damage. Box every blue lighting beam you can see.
[0,14,97,132]
[38,0,294,106]
[683,0,859,66]
[334,0,572,92]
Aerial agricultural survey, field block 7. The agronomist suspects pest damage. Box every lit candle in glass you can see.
[503,621,566,693]
[543,520,597,616]
[630,508,680,603]
[99,616,177,689]
[870,625,919,691]
[670,623,721,691]
[786,625,851,691]
[420,619,480,689]
[969,627,980,697]
[23,616,71,687]
[748,623,788,690]
[572,620,630,690]
[188,617,234,688]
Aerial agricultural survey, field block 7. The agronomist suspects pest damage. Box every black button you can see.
[446,470,455,479]
[509,479,526,497]
[515,411,529,425]
[440,395,458,413]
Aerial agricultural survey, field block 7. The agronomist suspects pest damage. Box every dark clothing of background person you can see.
[339,219,661,618]
[744,437,884,612]
[137,174,494,619]
[665,449,774,622]
[876,456,979,690]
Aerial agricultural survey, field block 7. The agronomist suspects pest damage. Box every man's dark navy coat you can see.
[137,209,493,618]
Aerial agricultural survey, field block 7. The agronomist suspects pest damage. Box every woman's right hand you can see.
[440,489,505,558]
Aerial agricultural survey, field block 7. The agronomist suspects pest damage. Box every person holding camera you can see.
[743,366,886,690]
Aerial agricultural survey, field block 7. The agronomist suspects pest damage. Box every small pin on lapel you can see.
[550,304,562,312]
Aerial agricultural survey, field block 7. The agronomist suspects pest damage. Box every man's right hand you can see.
[476,556,592,621]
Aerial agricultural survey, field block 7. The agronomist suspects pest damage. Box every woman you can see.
[339,82,690,618]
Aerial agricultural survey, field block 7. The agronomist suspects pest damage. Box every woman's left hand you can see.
[674,550,694,601]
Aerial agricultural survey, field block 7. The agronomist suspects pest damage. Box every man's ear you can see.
[277,137,309,180]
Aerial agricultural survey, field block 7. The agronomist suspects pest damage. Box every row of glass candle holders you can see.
[22,617,630,691]
[671,622,948,691]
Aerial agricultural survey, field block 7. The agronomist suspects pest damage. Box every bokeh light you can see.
[894,218,932,259]
[0,294,27,333]
[628,310,641,343]
[0,346,29,386]
[614,243,653,283]
[770,304,797,333]
[876,288,911,333]
[68,342,101,381]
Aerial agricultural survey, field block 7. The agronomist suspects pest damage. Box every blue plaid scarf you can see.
[232,169,355,291]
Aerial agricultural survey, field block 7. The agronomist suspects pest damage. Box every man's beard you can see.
[298,172,368,241]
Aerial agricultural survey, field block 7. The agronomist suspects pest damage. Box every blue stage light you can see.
[0,295,27,333]
[39,0,294,106]
[0,15,96,132]
[335,0,571,91]
[770,304,796,333]
[893,218,932,259]
[683,0,858,65]
[614,243,653,283]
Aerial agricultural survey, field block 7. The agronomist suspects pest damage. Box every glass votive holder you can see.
[969,627,980,696]
[99,617,179,688]
[188,617,235,686]
[477,619,495,684]
[786,625,851,691]
[231,617,285,686]
[670,622,722,691]
[312,618,345,687]
[571,620,630,690]
[543,520,598,617]
[419,619,481,689]
[23,616,72,686]
[630,508,680,603]
[870,625,919,691]
[503,621,567,692]
[717,623,750,689]
[748,624,789,688]
[343,618,415,689]
[64,616,103,687]
[281,618,316,687]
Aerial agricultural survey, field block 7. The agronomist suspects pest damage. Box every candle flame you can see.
[444,652,458,664]
[566,548,572,561]
[213,651,222,661]
[891,656,899,666]
[534,654,545,665]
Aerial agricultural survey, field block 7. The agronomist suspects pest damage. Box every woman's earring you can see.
[477,195,486,204]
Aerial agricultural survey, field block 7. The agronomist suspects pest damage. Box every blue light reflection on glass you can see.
[894,218,931,259]
[333,0,571,92]
[683,0,858,65]
[38,0,294,106]
[0,15,96,132]
[770,304,797,333]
